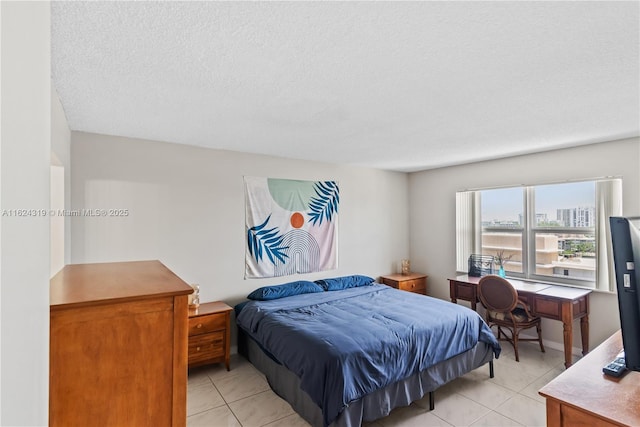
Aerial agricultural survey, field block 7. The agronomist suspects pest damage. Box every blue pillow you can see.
[247,280,324,301]
[315,275,375,291]
[234,300,250,317]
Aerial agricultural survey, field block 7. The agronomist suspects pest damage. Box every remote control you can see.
[603,358,627,377]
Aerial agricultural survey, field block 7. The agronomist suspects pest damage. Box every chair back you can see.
[478,275,518,314]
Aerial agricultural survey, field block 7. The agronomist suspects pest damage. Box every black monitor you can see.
[609,216,640,371]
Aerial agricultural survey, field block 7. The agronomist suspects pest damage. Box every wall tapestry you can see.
[244,176,339,279]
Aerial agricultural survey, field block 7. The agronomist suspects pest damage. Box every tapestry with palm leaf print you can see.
[244,176,339,278]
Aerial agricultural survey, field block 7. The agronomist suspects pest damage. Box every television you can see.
[609,216,640,371]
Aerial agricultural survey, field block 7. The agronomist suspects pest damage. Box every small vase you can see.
[498,266,506,278]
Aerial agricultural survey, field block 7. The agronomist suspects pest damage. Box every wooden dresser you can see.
[188,301,233,370]
[539,330,640,426]
[380,273,428,295]
[49,260,193,427]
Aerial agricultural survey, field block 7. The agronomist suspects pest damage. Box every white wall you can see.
[50,164,65,276]
[0,2,51,425]
[51,86,71,266]
[71,133,640,354]
[71,132,409,342]
[409,138,640,352]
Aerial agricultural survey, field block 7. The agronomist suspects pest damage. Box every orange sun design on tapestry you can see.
[290,212,304,228]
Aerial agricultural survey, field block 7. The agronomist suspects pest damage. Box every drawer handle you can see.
[196,346,201,351]
[196,323,203,329]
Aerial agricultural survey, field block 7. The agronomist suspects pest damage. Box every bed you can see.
[235,276,501,427]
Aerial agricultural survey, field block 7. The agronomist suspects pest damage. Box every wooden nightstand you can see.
[380,273,428,295]
[188,301,233,371]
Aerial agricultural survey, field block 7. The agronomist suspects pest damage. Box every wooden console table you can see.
[539,330,639,426]
[448,274,591,368]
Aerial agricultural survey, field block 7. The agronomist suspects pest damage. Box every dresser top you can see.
[539,330,640,426]
[50,260,193,309]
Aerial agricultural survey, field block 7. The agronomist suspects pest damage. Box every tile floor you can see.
[187,342,575,427]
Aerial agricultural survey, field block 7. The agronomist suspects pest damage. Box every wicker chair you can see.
[478,275,545,362]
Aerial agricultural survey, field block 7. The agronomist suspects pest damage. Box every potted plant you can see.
[494,250,513,278]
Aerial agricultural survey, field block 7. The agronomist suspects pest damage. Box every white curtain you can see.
[596,179,623,292]
[455,191,480,272]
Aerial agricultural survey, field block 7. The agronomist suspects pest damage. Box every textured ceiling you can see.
[51,1,639,172]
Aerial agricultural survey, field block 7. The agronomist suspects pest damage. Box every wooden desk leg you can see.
[561,301,573,369]
[449,281,457,305]
[471,284,478,311]
[580,315,589,356]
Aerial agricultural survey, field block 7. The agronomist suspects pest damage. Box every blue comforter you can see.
[236,284,500,426]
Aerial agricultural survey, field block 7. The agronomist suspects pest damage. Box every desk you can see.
[539,330,639,426]
[448,274,591,368]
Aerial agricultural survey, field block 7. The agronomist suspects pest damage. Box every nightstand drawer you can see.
[188,332,225,364]
[188,313,226,336]
[398,278,426,293]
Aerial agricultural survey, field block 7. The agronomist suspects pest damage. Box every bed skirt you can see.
[239,329,494,427]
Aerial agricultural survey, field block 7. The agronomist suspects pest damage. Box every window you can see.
[456,179,622,291]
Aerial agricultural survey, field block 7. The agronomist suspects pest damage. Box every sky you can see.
[481,181,595,222]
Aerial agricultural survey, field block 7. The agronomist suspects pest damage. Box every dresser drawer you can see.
[188,313,226,336]
[188,332,225,365]
[398,278,426,293]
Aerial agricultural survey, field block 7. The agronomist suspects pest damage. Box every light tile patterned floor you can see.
[187,343,573,427]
